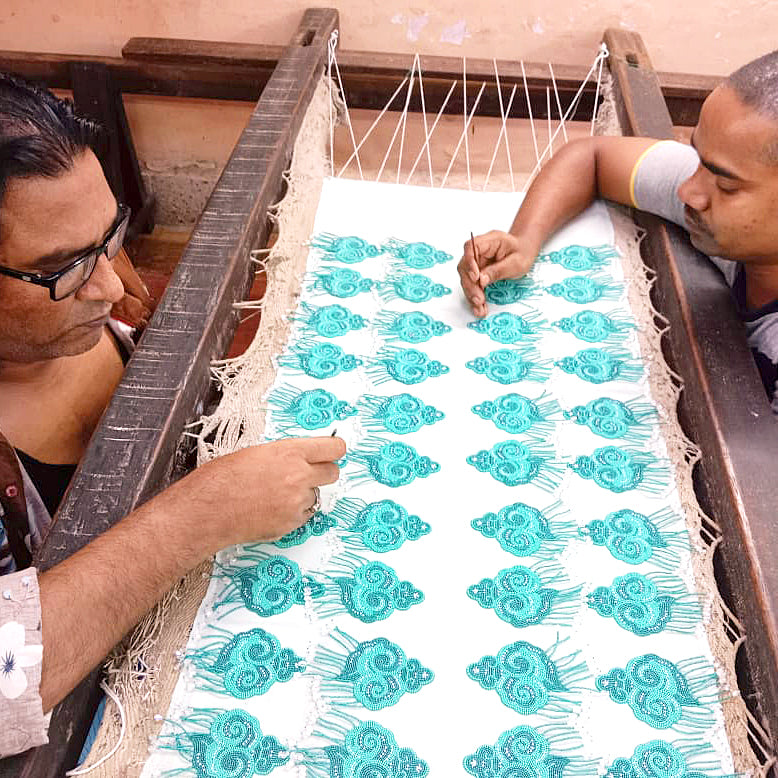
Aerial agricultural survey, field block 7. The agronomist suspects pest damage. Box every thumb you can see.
[480,253,527,285]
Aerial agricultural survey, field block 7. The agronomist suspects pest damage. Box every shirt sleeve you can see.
[630,140,700,227]
[0,568,48,757]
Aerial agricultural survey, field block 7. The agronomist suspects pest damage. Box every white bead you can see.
[2,590,11,600]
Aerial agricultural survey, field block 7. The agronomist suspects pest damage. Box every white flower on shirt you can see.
[0,621,43,699]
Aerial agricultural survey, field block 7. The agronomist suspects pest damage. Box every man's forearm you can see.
[509,138,600,254]
[37,483,219,711]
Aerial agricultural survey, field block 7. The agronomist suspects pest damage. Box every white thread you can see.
[397,53,420,183]
[65,681,126,775]
[405,80,457,185]
[463,57,471,190]
[520,60,540,165]
[415,55,435,187]
[547,87,553,158]
[337,76,409,178]
[483,62,517,192]
[2,590,11,601]
[328,32,363,180]
[440,81,486,189]
[376,59,417,182]
[548,62,568,144]
[327,32,337,176]
[590,42,608,135]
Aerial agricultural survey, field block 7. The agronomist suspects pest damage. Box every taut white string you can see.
[397,53,421,183]
[483,81,517,192]
[328,31,363,180]
[547,87,553,159]
[327,31,337,176]
[548,62,568,144]
[590,43,607,135]
[415,55,435,187]
[338,75,409,178]
[491,59,516,192]
[65,681,126,776]
[376,58,417,182]
[521,45,609,194]
[440,81,486,189]
[405,79,457,185]
[463,57,471,190]
[520,60,540,165]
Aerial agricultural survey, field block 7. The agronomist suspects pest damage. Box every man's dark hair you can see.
[0,72,100,206]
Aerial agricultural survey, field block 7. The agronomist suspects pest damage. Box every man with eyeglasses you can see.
[0,74,345,757]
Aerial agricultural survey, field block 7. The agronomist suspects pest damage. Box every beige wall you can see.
[1,0,775,75]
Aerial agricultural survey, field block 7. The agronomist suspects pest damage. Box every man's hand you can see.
[167,436,346,549]
[458,231,538,318]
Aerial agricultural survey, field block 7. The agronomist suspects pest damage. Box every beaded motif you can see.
[538,243,617,272]
[313,629,433,711]
[273,512,337,549]
[605,738,726,778]
[320,559,425,623]
[308,266,376,298]
[366,347,449,385]
[483,277,538,305]
[568,446,669,494]
[163,708,289,778]
[552,309,635,344]
[466,347,552,384]
[471,501,573,558]
[347,438,441,487]
[276,340,363,380]
[295,303,367,338]
[580,508,686,571]
[359,393,444,434]
[378,271,452,303]
[186,626,304,700]
[471,391,560,436]
[467,562,580,628]
[556,347,644,384]
[329,497,431,553]
[587,572,701,636]
[466,441,563,491]
[596,653,717,732]
[466,639,587,716]
[374,310,452,344]
[467,311,546,344]
[544,272,622,304]
[564,396,657,443]
[267,386,357,431]
[310,233,380,263]
[383,237,452,268]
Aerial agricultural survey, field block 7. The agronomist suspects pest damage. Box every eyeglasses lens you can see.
[54,253,98,300]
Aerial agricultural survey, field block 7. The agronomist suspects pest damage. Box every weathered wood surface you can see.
[605,26,778,754]
[0,8,338,777]
[0,40,720,125]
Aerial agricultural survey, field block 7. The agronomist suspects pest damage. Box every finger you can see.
[458,249,480,283]
[297,436,347,463]
[308,461,341,485]
[458,264,486,307]
[479,253,528,285]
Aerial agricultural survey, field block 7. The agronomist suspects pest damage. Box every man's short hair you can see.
[728,50,778,163]
[0,73,101,208]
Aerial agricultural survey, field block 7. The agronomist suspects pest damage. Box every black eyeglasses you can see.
[0,204,130,301]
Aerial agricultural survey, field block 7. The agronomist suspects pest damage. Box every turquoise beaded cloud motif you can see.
[295,303,367,338]
[581,507,685,571]
[379,271,452,303]
[383,237,453,269]
[347,439,440,488]
[556,347,643,384]
[168,709,288,778]
[483,277,538,306]
[596,653,716,732]
[277,340,362,380]
[605,739,725,778]
[467,639,586,716]
[214,555,323,618]
[310,232,380,263]
[587,572,701,636]
[466,347,551,385]
[375,310,451,344]
[308,265,375,298]
[471,391,559,436]
[544,272,621,304]
[471,501,572,558]
[268,386,357,432]
[187,627,304,700]
[330,498,431,553]
[552,309,634,344]
[468,311,546,344]
[568,445,668,494]
[359,393,444,435]
[467,441,562,491]
[564,396,656,443]
[538,243,617,272]
[273,511,337,549]
[367,347,449,386]
[314,630,433,711]
[467,563,579,628]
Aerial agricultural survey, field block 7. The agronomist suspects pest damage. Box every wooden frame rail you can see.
[0,8,338,777]
[0,40,719,126]
[605,28,778,756]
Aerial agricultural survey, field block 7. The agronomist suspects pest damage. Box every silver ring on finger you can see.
[305,486,321,517]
